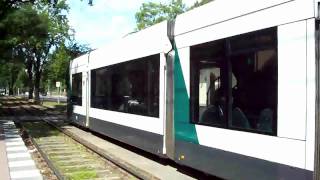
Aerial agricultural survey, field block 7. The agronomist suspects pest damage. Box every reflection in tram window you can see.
[198,65,224,126]
[91,54,160,117]
[190,39,227,128]
[71,73,82,106]
[190,27,277,135]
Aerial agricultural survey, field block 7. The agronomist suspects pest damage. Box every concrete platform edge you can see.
[0,123,11,180]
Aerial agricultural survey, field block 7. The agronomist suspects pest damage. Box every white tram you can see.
[70,0,320,179]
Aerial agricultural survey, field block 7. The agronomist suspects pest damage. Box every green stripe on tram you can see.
[173,45,199,144]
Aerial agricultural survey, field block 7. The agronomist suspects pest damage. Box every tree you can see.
[0,4,48,97]
[0,0,79,101]
[135,0,186,30]
[189,0,214,10]
[66,42,91,59]
[0,0,36,63]
[31,0,71,103]
[135,0,214,31]
[47,0,93,6]
[41,42,90,96]
[14,68,29,94]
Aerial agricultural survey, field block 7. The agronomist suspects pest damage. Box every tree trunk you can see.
[9,86,13,95]
[34,55,42,104]
[27,68,33,99]
[9,64,14,96]
[28,81,33,99]
[34,72,40,104]
[26,58,34,99]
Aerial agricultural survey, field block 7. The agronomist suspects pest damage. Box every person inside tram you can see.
[200,71,224,126]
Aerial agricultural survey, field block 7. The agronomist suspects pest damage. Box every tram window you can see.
[198,66,225,126]
[190,39,227,128]
[230,28,276,53]
[71,73,82,106]
[91,67,110,109]
[230,49,277,133]
[190,27,277,135]
[91,54,160,117]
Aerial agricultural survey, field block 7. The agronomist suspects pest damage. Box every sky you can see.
[66,0,198,49]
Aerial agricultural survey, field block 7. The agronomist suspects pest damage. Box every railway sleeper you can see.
[44,150,84,156]
[62,169,115,179]
[41,147,80,152]
[54,159,96,167]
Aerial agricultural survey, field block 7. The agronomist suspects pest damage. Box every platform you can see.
[0,120,42,180]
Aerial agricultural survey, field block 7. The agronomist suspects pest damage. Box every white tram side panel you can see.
[70,54,89,126]
[87,22,171,148]
[174,0,316,169]
[306,19,316,171]
[88,22,170,134]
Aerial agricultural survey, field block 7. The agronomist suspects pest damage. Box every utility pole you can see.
[56,81,61,104]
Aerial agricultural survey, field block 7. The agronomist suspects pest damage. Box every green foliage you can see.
[66,43,91,60]
[41,42,90,93]
[67,171,97,180]
[189,0,214,10]
[2,4,48,50]
[15,68,29,90]
[27,0,71,101]
[0,3,50,96]
[48,46,70,87]
[135,0,186,30]
[135,0,214,31]
[0,60,24,94]
[0,0,75,99]
[0,64,10,88]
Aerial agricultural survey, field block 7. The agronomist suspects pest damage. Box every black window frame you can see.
[190,27,278,136]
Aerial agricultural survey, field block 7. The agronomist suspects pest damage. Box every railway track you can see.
[1,97,140,180]
[23,121,138,180]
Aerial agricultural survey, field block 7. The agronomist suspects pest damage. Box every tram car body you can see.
[70,0,320,179]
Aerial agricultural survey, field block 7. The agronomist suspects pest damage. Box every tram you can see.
[69,0,320,179]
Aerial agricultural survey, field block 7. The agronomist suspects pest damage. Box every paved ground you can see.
[18,95,67,103]
[0,121,11,180]
[0,121,42,180]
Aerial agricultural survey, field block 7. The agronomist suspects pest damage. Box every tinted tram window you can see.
[190,27,277,135]
[71,73,82,106]
[190,39,227,128]
[91,54,160,117]
[230,49,277,133]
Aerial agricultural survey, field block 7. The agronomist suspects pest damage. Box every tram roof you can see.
[174,0,316,36]
[71,21,171,70]
[88,21,171,70]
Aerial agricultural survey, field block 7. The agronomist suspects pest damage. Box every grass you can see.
[23,122,61,138]
[61,166,95,173]
[42,101,66,108]
[67,170,98,180]
[23,122,100,180]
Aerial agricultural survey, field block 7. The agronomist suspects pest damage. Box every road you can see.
[18,94,67,103]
